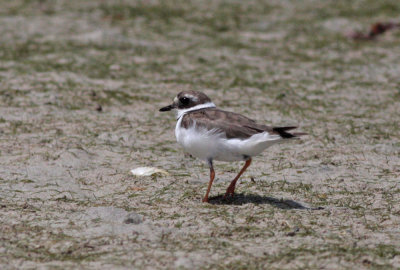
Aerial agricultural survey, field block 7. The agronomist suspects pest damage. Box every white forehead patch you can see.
[174,96,178,103]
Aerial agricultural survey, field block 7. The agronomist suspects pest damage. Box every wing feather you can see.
[181,108,277,139]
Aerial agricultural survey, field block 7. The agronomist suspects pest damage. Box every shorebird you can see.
[160,91,305,202]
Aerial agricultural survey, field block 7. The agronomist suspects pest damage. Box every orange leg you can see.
[224,158,252,198]
[202,164,215,203]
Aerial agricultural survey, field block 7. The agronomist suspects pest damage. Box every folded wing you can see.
[181,108,303,140]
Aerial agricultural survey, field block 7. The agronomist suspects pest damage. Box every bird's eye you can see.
[179,97,190,105]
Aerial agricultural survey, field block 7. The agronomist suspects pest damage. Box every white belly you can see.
[175,117,283,162]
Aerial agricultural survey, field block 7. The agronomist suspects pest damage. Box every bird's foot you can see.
[202,197,209,203]
[224,186,235,199]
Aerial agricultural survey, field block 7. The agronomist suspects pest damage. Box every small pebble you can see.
[124,212,142,224]
[286,227,300,237]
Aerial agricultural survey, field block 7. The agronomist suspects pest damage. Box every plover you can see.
[160,91,305,202]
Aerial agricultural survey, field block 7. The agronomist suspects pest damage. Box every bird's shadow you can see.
[208,193,324,210]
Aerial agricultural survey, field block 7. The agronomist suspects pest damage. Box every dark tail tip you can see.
[273,126,307,138]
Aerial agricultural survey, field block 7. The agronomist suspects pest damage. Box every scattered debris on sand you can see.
[347,21,400,40]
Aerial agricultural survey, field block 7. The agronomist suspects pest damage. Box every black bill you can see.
[159,104,175,112]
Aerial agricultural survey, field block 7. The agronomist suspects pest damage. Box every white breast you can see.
[175,117,226,161]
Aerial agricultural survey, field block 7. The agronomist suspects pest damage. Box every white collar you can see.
[175,102,216,120]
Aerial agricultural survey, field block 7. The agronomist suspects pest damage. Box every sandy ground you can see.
[0,0,400,269]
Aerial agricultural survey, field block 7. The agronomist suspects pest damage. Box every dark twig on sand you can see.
[347,22,400,40]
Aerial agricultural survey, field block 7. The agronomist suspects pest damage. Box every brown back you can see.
[181,108,276,139]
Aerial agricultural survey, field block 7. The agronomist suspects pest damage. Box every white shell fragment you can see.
[130,167,169,177]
